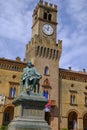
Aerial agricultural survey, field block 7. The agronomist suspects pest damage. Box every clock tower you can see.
[32,0,57,42]
[25,1,62,130]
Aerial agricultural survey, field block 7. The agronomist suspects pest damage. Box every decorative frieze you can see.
[0,58,26,72]
[59,68,87,82]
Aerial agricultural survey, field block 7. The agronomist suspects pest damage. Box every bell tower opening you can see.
[32,0,58,41]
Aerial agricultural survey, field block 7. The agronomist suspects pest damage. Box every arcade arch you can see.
[68,111,78,130]
[3,105,14,125]
[83,113,87,130]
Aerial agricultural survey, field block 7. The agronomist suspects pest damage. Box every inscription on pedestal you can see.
[22,105,44,118]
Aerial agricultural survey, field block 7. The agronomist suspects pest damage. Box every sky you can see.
[0,0,87,71]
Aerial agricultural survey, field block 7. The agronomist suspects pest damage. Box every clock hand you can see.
[47,26,49,31]
[44,25,48,31]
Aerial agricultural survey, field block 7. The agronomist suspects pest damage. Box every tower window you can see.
[43,11,52,21]
[44,66,49,75]
[48,14,52,21]
[44,12,47,20]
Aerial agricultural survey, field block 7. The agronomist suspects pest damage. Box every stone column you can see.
[78,118,83,130]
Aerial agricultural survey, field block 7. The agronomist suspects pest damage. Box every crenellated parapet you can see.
[57,40,62,50]
[26,35,62,48]
[33,0,57,16]
[38,0,57,10]
[57,40,62,60]
[25,35,62,61]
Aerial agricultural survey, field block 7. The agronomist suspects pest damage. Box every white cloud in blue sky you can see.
[0,0,87,71]
[58,0,87,70]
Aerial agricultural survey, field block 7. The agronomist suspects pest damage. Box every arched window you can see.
[43,11,52,21]
[44,66,49,75]
[43,90,48,99]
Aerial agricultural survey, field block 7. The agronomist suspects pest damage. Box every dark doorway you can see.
[83,113,87,130]
[3,106,14,125]
[68,111,77,130]
[45,112,51,125]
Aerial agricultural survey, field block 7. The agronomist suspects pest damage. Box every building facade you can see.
[59,68,87,130]
[0,0,87,130]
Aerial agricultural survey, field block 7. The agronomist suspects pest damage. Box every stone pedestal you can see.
[8,92,50,130]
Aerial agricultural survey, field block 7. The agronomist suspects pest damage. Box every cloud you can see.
[58,0,87,70]
[0,0,87,71]
[0,0,58,60]
[0,0,34,41]
[0,0,37,60]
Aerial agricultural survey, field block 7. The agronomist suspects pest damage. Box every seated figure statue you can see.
[20,61,42,93]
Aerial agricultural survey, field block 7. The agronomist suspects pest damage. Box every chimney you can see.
[69,67,72,70]
[16,57,21,62]
[83,68,86,72]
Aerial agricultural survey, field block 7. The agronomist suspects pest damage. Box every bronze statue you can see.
[20,61,42,93]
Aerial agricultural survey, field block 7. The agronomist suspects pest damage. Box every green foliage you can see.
[0,125,8,130]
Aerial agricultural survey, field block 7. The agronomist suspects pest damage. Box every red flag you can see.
[45,100,51,112]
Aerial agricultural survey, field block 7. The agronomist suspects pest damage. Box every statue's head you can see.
[27,61,33,67]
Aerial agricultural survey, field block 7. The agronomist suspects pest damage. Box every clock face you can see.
[42,24,53,35]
